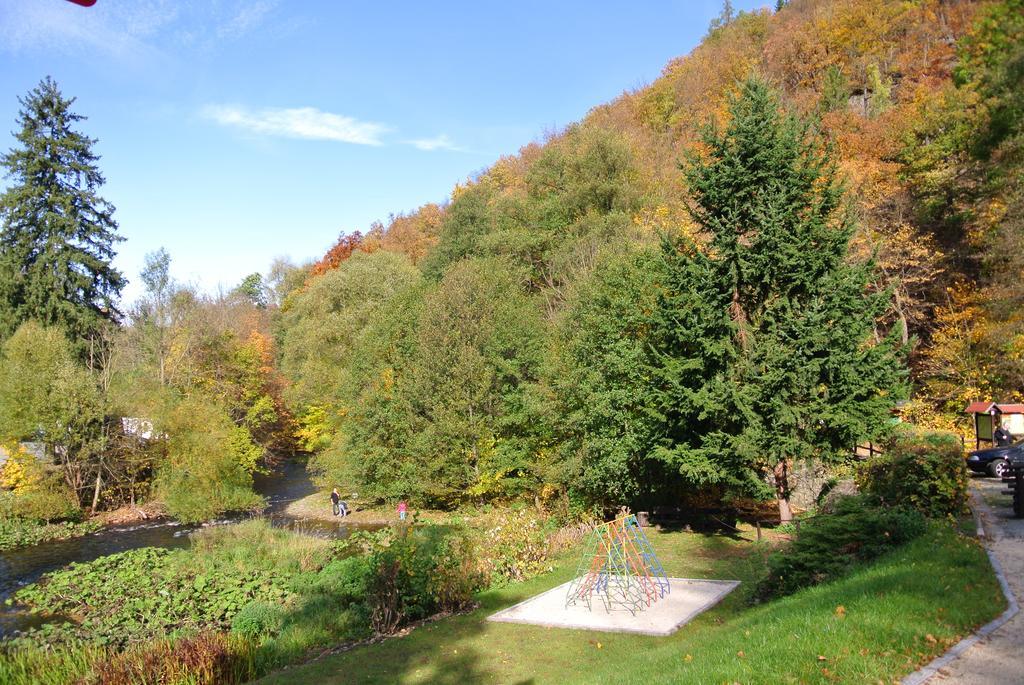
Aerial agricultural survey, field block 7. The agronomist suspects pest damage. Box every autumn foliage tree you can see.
[310,231,375,277]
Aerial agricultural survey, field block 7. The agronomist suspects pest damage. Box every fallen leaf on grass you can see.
[737,650,745,658]
[684,654,693,663]
[834,605,846,618]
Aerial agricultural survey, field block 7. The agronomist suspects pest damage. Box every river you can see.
[0,461,376,639]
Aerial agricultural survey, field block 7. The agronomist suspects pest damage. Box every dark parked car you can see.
[967,440,1024,478]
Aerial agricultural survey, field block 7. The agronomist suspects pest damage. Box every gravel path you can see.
[930,477,1024,684]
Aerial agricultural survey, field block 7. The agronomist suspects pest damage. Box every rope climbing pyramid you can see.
[565,514,670,614]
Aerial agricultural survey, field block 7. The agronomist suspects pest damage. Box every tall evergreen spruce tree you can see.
[0,77,125,349]
[652,77,906,521]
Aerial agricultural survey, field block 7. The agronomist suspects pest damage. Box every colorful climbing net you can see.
[564,514,670,614]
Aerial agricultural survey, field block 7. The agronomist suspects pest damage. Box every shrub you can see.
[756,495,926,600]
[365,525,485,635]
[474,507,550,584]
[231,602,284,640]
[0,447,81,523]
[154,395,265,524]
[5,485,81,523]
[307,556,373,604]
[856,428,970,517]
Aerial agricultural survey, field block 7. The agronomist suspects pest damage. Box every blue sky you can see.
[0,0,766,304]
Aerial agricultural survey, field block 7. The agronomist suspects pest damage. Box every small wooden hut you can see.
[965,401,1024,450]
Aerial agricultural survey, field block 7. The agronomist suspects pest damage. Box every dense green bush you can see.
[307,556,373,603]
[856,429,969,517]
[231,602,284,640]
[756,495,926,600]
[2,486,81,523]
[155,395,265,524]
[365,525,485,635]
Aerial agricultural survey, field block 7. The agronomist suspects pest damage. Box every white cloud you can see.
[407,134,461,152]
[202,105,389,146]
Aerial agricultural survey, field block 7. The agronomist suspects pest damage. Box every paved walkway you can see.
[930,478,1023,684]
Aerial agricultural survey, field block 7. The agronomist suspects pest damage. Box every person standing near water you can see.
[331,488,341,516]
[397,499,408,521]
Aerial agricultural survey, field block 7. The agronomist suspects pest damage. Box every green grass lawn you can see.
[258,524,1003,685]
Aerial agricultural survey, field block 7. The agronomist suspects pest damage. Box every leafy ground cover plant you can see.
[0,516,101,551]
[11,546,293,648]
[755,495,926,600]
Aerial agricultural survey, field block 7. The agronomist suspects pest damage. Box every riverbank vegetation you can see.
[0,510,559,684]
[0,517,101,552]
[0,491,1002,685]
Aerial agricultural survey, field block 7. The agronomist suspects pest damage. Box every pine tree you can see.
[652,77,907,521]
[0,77,125,349]
[819,65,850,114]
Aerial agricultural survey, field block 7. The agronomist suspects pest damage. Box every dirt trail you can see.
[931,477,1023,684]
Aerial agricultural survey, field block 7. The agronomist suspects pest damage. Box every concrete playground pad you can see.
[487,577,740,636]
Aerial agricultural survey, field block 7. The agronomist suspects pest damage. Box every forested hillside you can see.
[275,0,1024,512]
[2,0,1020,528]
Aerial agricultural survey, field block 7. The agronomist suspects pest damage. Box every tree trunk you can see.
[91,460,103,513]
[774,459,793,523]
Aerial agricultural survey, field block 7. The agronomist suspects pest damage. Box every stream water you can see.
[0,461,378,639]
